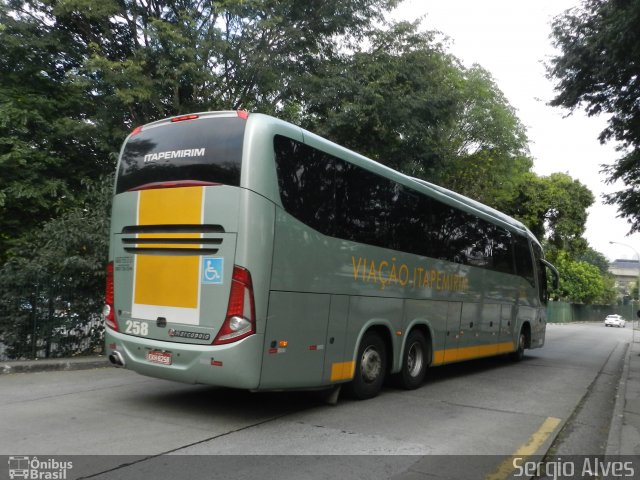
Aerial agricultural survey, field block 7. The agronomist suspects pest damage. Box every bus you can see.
[104,111,558,400]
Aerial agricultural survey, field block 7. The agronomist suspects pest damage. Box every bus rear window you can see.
[116,116,245,193]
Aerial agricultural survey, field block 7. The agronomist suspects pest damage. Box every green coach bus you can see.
[104,111,558,400]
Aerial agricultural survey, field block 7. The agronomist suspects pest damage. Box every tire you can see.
[395,330,429,390]
[510,329,526,362]
[345,331,387,400]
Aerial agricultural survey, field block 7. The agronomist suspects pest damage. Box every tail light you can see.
[213,266,255,345]
[103,261,119,331]
[171,114,199,123]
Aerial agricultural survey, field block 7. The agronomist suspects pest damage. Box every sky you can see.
[391,0,640,262]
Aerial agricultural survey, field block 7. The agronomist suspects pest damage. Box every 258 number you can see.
[125,320,149,336]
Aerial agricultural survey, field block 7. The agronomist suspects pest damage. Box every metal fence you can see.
[0,280,104,361]
[546,301,639,324]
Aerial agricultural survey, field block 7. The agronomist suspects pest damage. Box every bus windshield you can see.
[116,115,245,193]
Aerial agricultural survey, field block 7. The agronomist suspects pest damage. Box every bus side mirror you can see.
[540,259,559,290]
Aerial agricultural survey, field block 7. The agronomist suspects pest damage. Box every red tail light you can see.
[103,261,119,331]
[213,266,256,345]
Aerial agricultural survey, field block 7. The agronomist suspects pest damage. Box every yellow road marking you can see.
[485,416,562,480]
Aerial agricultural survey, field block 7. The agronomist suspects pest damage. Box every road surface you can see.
[0,323,632,479]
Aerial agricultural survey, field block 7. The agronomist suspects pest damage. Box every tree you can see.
[298,22,532,208]
[504,173,594,254]
[298,23,463,176]
[550,250,616,304]
[577,246,612,276]
[0,1,116,259]
[0,0,398,262]
[0,176,112,359]
[549,0,640,232]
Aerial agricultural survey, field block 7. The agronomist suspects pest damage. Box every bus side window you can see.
[514,236,535,288]
[532,243,549,304]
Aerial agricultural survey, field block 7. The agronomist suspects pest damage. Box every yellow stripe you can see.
[432,341,515,365]
[331,361,355,381]
[134,187,203,309]
[485,417,562,480]
[136,233,200,250]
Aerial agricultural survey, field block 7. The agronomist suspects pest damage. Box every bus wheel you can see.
[396,330,429,390]
[346,331,387,400]
[510,330,526,362]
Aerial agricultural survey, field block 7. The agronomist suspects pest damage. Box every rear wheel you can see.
[345,331,387,400]
[396,330,429,390]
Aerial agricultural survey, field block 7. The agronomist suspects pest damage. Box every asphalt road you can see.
[0,323,632,479]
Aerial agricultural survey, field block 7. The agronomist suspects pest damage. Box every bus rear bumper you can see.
[105,329,263,389]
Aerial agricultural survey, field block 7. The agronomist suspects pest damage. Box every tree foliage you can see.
[549,250,617,304]
[505,173,594,254]
[298,23,532,209]
[549,0,640,232]
[0,176,112,358]
[0,0,396,260]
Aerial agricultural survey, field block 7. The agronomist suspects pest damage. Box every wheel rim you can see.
[407,341,424,378]
[518,333,525,351]
[360,345,382,384]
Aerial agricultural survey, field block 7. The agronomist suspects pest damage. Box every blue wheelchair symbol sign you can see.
[202,257,223,285]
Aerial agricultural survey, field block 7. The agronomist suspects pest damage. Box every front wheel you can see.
[395,330,429,390]
[345,331,387,400]
[510,330,526,362]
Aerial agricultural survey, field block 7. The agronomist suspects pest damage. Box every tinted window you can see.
[274,135,337,234]
[274,135,521,277]
[532,242,548,303]
[514,236,535,286]
[338,162,396,248]
[116,117,245,193]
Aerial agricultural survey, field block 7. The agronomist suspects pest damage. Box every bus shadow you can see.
[420,353,538,385]
[125,381,330,419]
[120,354,540,416]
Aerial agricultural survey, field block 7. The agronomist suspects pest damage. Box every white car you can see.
[604,314,626,328]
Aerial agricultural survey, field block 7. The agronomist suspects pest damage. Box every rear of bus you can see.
[104,111,272,388]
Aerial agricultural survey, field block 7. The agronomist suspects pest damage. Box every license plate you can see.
[146,350,172,365]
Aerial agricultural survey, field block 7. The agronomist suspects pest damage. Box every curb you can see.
[0,356,110,375]
[606,341,631,456]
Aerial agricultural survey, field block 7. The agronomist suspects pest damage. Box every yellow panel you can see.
[331,361,355,382]
[138,187,202,224]
[134,187,203,309]
[433,341,515,365]
[432,350,446,365]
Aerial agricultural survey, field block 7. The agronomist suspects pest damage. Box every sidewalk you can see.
[0,355,110,375]
[607,324,640,456]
